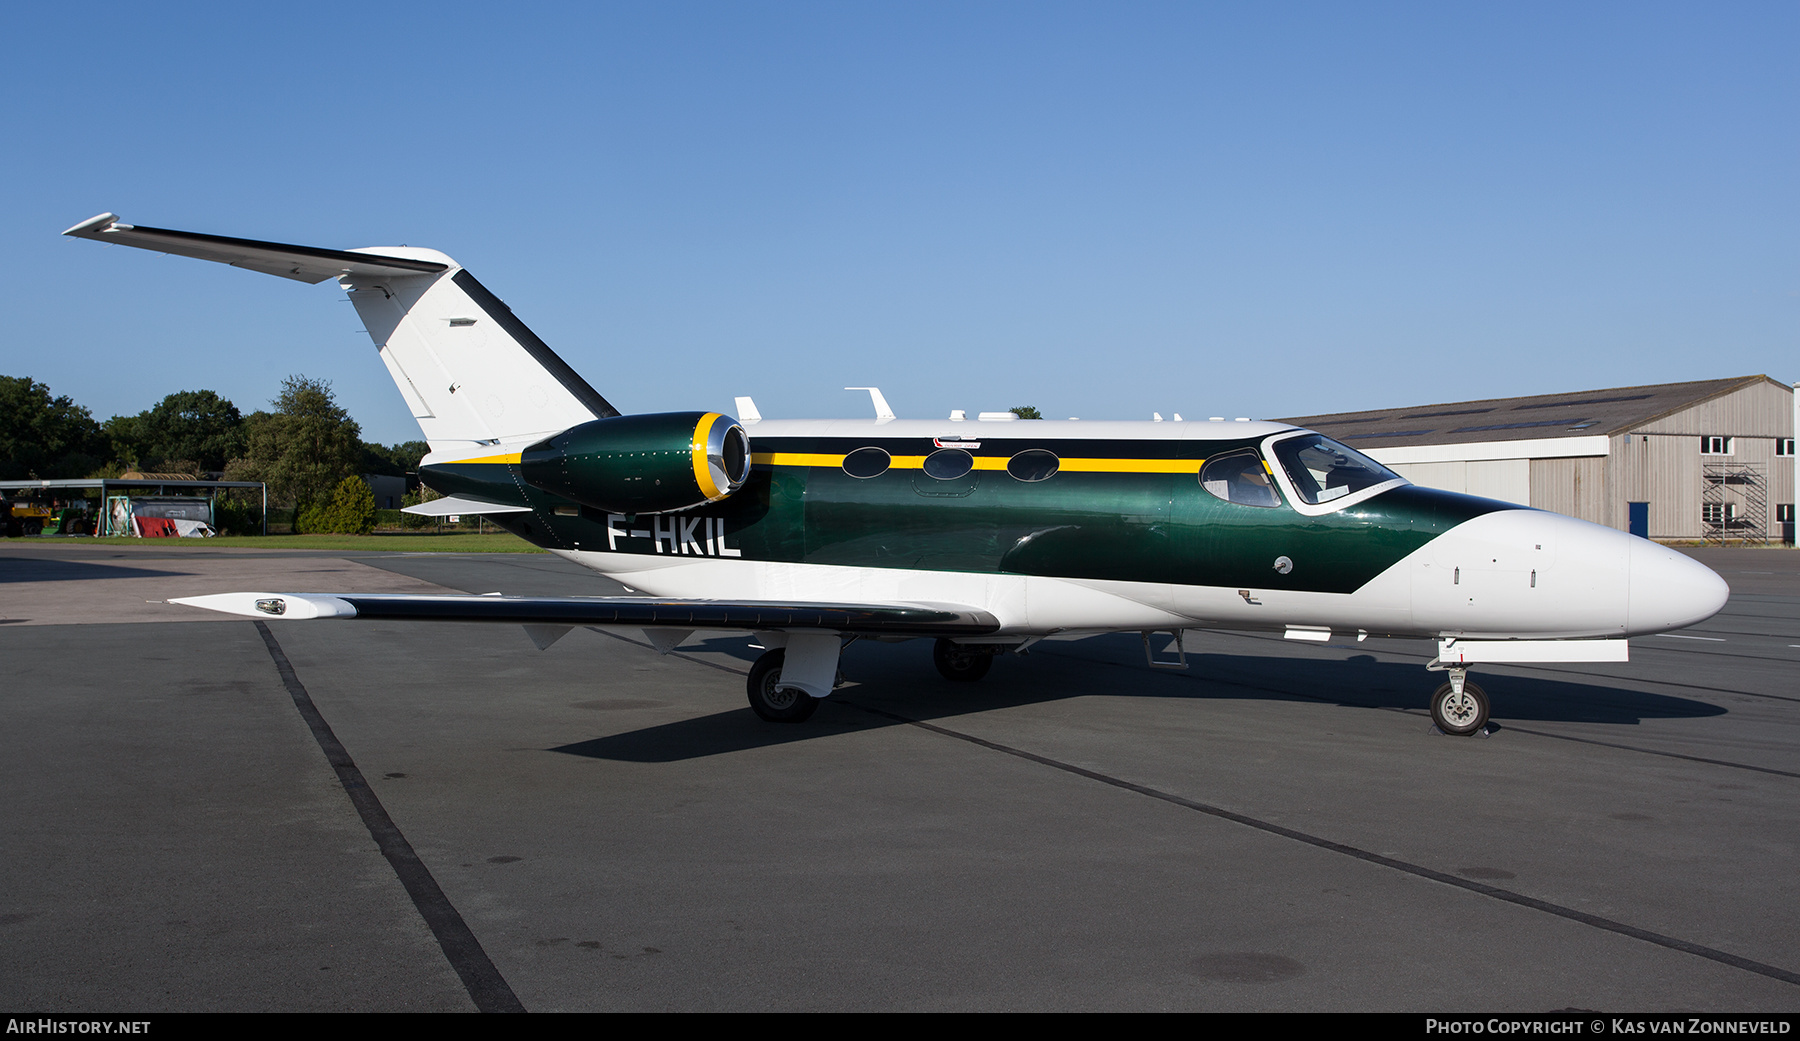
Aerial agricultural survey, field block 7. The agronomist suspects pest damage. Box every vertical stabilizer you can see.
[63,214,619,450]
[339,257,619,447]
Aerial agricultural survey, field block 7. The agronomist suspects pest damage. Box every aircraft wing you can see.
[169,592,1001,636]
[62,213,448,284]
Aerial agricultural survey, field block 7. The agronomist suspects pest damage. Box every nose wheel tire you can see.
[1431,679,1490,736]
[747,648,819,723]
[933,638,993,682]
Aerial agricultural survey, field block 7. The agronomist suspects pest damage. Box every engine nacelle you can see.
[520,411,751,515]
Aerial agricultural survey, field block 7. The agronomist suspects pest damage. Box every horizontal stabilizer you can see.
[169,592,1000,636]
[62,213,448,284]
[401,495,533,517]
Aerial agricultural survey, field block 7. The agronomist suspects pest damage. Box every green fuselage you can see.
[424,432,1510,595]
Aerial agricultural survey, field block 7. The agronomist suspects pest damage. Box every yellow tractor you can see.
[5,498,93,536]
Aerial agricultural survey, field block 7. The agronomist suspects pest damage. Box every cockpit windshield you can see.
[1270,434,1404,505]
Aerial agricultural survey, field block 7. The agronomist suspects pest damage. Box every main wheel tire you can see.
[932,638,992,682]
[747,648,819,723]
[1431,679,1490,736]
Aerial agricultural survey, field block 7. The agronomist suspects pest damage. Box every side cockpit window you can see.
[1270,434,1401,505]
[1200,449,1282,508]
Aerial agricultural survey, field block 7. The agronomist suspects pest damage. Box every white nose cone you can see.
[1626,540,1729,634]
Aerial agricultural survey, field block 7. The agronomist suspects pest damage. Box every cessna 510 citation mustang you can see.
[64,213,1730,736]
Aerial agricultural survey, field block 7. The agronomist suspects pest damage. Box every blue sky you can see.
[4,2,1794,445]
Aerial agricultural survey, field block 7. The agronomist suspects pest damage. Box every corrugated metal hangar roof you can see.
[1279,375,1781,449]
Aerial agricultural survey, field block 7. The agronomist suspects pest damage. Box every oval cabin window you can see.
[1006,449,1059,482]
[922,448,974,480]
[842,447,891,479]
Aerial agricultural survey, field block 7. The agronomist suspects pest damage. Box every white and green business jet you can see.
[65,214,1729,736]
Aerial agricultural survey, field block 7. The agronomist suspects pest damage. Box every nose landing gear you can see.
[1429,666,1490,736]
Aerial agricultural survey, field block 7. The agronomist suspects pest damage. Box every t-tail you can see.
[62,213,620,453]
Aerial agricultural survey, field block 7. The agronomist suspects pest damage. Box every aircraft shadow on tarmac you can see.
[552,633,1725,764]
[0,556,193,583]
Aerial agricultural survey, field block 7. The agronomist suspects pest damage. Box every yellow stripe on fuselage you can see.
[437,449,1203,474]
[751,452,847,468]
[439,451,524,466]
[751,452,1203,474]
[1054,458,1205,474]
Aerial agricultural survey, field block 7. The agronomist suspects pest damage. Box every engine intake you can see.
[520,411,751,515]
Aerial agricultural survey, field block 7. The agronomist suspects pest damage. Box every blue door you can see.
[1628,502,1649,539]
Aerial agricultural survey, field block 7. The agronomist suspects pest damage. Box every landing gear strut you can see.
[746,648,819,723]
[932,638,993,682]
[1430,667,1490,736]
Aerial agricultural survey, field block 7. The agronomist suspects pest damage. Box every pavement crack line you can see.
[1052,645,1800,779]
[253,621,526,1014]
[600,625,1799,783]
[838,697,1800,991]
[1491,726,1800,781]
[582,630,1800,987]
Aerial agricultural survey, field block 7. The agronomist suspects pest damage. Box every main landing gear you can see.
[932,638,993,682]
[1429,667,1490,736]
[747,636,998,723]
[746,648,819,723]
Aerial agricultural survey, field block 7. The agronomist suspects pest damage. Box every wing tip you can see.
[169,592,357,620]
[63,212,122,238]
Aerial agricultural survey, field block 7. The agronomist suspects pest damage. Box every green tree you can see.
[100,413,145,469]
[360,439,429,477]
[310,475,376,534]
[107,390,245,473]
[225,376,362,508]
[1009,405,1044,420]
[294,499,328,534]
[213,490,264,536]
[0,376,106,479]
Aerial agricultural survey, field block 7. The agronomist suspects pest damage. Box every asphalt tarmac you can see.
[2,542,1796,1012]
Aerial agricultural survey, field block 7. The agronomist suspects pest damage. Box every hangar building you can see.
[1280,375,1796,544]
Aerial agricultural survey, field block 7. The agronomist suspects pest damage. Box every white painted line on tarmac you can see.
[1656,633,1726,641]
